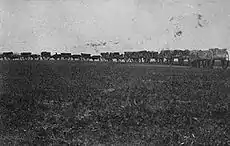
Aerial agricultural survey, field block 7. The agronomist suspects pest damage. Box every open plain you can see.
[0,60,230,145]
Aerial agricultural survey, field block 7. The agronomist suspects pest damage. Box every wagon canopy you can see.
[41,51,51,56]
[81,53,91,59]
[209,48,229,60]
[101,52,109,57]
[3,52,13,56]
[21,52,32,59]
[124,52,132,57]
[189,50,200,62]
[182,50,190,56]
[197,50,213,60]
[171,50,183,58]
[61,53,71,57]
[159,50,173,59]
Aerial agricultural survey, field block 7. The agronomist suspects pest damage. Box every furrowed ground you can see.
[0,60,230,145]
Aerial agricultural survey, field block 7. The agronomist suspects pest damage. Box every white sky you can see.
[0,0,230,54]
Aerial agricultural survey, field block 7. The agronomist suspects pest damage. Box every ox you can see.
[2,52,13,60]
[41,52,51,60]
[209,48,229,69]
[21,52,32,60]
[91,55,101,61]
[81,53,91,61]
[52,53,61,60]
[101,52,111,62]
[31,54,41,60]
[61,53,72,60]
[159,50,173,64]
[71,54,81,61]
[189,50,212,68]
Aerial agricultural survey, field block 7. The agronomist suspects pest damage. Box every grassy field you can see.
[0,60,230,145]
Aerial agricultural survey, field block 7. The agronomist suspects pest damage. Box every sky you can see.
[0,0,230,55]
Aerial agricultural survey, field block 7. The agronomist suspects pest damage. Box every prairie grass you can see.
[0,61,229,145]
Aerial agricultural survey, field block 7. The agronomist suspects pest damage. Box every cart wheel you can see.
[221,54,229,69]
[209,59,214,69]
